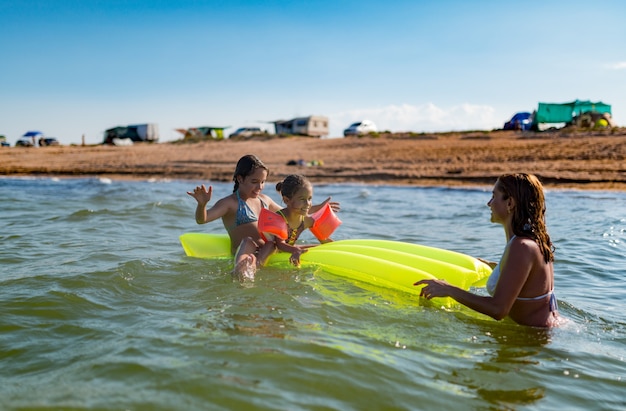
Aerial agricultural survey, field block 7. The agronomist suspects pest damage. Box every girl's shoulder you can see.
[215,192,238,207]
[260,194,280,210]
[304,215,315,229]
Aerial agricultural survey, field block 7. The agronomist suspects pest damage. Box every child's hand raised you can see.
[187,184,213,205]
[321,196,341,212]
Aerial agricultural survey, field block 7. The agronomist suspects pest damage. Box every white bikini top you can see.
[486,235,516,296]
[486,235,555,303]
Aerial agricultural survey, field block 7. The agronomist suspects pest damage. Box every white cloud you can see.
[328,103,500,137]
[605,62,626,70]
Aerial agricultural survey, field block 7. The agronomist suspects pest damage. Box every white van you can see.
[343,120,377,136]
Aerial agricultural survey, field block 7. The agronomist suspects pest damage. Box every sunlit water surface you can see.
[1,177,625,410]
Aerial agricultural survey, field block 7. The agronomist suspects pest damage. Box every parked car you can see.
[40,137,60,146]
[503,112,533,131]
[16,137,35,147]
[229,127,265,138]
[343,120,378,136]
[0,135,9,147]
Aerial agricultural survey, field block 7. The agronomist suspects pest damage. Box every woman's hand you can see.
[477,258,497,269]
[414,279,451,299]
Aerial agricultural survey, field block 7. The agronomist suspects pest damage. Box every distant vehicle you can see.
[229,127,264,138]
[0,135,9,147]
[16,131,44,147]
[503,112,533,131]
[343,120,378,136]
[40,137,60,146]
[103,123,159,144]
[16,138,34,147]
[271,116,329,137]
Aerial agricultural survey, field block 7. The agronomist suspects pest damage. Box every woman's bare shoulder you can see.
[511,236,543,258]
[512,235,539,247]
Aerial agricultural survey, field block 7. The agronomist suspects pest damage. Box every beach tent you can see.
[534,100,611,124]
[17,131,45,146]
[176,126,229,140]
[103,123,159,144]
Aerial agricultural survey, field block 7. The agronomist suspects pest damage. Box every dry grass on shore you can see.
[1,129,625,190]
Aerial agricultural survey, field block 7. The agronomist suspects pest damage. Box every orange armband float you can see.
[258,208,288,241]
[309,203,342,241]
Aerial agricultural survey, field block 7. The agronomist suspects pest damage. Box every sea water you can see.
[1,177,625,410]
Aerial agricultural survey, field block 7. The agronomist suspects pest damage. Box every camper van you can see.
[272,116,329,137]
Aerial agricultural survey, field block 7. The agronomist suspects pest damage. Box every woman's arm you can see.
[415,280,510,320]
[415,239,534,320]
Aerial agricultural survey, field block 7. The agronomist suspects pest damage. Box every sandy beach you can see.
[1,129,625,190]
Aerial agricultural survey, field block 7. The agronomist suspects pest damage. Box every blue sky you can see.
[1,0,625,145]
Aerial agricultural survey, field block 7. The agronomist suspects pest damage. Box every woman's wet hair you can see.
[232,154,269,192]
[497,173,554,262]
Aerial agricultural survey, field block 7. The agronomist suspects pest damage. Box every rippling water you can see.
[1,177,625,410]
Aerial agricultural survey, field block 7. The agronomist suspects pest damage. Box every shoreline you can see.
[1,174,620,194]
[1,130,625,191]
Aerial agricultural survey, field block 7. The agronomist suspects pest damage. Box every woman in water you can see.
[415,173,560,327]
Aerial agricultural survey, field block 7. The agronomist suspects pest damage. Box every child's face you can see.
[285,184,313,215]
[239,168,268,197]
